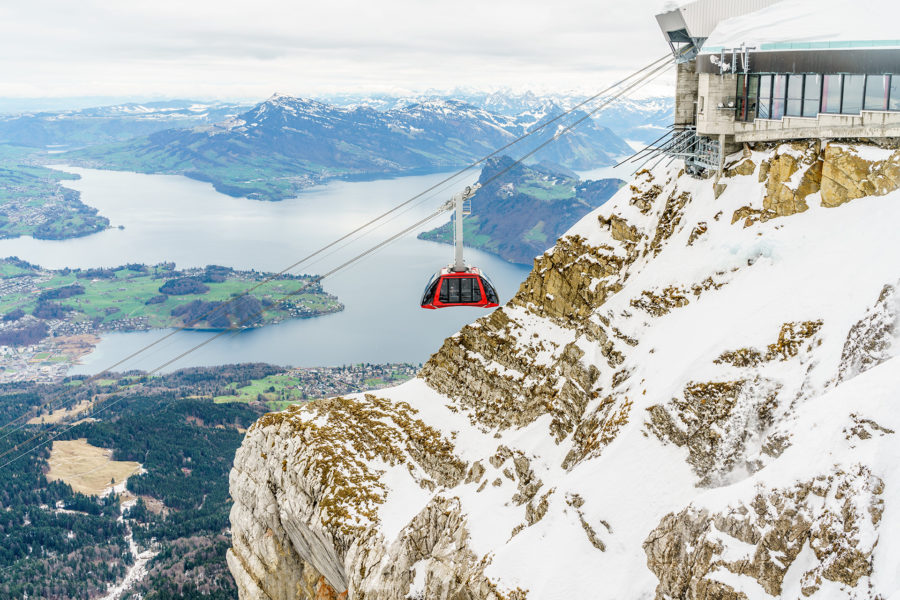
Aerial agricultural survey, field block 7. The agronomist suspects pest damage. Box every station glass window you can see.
[735,74,745,119]
[889,75,900,111]
[757,75,772,118]
[841,75,865,114]
[864,75,889,110]
[786,74,804,116]
[802,75,821,117]
[821,75,842,113]
[771,75,786,119]
[745,74,759,120]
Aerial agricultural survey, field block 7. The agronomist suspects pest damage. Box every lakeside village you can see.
[1,318,420,396]
[0,260,348,383]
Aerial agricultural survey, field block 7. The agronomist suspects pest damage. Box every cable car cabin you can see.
[420,267,499,309]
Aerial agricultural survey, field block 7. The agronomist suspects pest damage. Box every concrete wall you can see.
[734,110,900,142]
[674,61,699,128]
[696,73,739,136]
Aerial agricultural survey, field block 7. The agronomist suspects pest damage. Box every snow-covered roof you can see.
[656,0,782,40]
[702,0,900,53]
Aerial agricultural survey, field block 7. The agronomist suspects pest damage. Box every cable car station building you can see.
[656,0,900,175]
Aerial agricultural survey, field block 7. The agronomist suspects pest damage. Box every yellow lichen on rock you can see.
[629,277,725,317]
[820,143,900,207]
[649,190,691,255]
[630,286,691,317]
[629,169,663,214]
[724,157,756,178]
[732,140,900,227]
[644,466,884,600]
[731,205,777,227]
[761,140,822,218]
[714,320,823,366]
[686,221,707,245]
[599,213,642,245]
[765,320,823,361]
[562,394,633,469]
[253,394,465,536]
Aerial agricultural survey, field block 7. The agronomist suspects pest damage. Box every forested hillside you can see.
[419,156,623,264]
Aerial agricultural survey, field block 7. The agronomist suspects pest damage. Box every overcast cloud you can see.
[0,0,676,100]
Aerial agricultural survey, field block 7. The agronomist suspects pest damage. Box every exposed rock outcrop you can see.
[821,143,900,207]
[731,139,900,227]
[644,466,885,599]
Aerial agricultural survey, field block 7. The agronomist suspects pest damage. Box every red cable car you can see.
[420,184,500,310]
[420,266,499,309]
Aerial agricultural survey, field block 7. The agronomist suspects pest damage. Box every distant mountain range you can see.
[0,92,670,206]
[418,156,624,264]
[325,91,675,144]
[0,100,246,147]
[63,94,635,201]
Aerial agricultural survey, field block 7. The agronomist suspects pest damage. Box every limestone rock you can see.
[821,143,900,207]
[228,140,900,600]
[761,140,822,218]
[724,157,755,178]
[644,466,884,599]
[837,282,900,382]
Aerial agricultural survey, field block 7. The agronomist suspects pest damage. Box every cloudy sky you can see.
[0,0,677,101]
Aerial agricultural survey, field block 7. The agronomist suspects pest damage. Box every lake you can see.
[0,167,532,373]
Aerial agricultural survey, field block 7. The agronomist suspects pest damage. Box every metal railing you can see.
[662,127,720,176]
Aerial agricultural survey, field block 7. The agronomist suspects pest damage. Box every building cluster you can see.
[0,339,75,383]
[282,363,421,400]
[50,316,151,336]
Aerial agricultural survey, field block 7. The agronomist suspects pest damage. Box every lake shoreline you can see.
[0,167,531,376]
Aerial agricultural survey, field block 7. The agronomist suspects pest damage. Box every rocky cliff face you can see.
[228,139,900,599]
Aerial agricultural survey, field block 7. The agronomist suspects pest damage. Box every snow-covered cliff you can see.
[227,139,900,600]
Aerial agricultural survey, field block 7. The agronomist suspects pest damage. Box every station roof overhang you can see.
[655,0,783,63]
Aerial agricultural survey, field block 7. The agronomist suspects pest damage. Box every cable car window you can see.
[450,278,461,303]
[421,277,439,305]
[463,277,481,303]
[441,278,460,303]
[481,276,499,304]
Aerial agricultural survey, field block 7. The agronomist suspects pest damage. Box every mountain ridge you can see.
[64,93,634,201]
[226,139,900,599]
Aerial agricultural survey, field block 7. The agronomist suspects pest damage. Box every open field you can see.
[45,438,142,497]
[0,260,343,332]
[27,398,92,424]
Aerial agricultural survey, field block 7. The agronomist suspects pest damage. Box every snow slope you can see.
[228,140,900,599]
